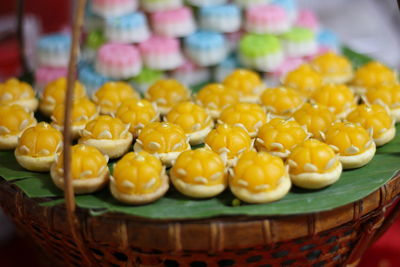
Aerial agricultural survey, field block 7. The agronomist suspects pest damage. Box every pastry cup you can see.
[15,149,57,172]
[133,141,189,166]
[171,172,227,198]
[374,126,396,147]
[339,143,376,169]
[11,98,39,112]
[290,163,342,189]
[187,121,214,146]
[79,134,133,159]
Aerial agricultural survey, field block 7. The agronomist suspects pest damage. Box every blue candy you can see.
[200,4,240,17]
[37,34,71,53]
[106,12,147,30]
[78,63,114,94]
[317,29,340,50]
[185,30,226,50]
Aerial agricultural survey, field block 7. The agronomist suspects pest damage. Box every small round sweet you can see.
[311,84,357,118]
[78,63,114,95]
[239,33,284,72]
[317,29,340,52]
[265,57,305,85]
[281,27,318,58]
[229,150,291,204]
[272,0,298,22]
[151,7,196,38]
[15,122,62,172]
[79,115,133,159]
[110,151,169,205]
[170,60,211,87]
[205,124,252,166]
[116,99,159,138]
[144,79,190,115]
[51,98,99,139]
[0,105,37,150]
[165,102,213,145]
[95,43,142,79]
[283,64,322,97]
[92,81,140,115]
[199,4,241,33]
[184,31,227,67]
[140,0,183,12]
[139,36,183,70]
[294,9,320,32]
[256,118,309,158]
[346,104,395,147]
[39,77,87,117]
[245,5,290,34]
[134,122,190,166]
[105,12,150,44]
[364,83,400,122]
[324,122,375,169]
[223,69,265,103]
[195,83,240,119]
[260,87,304,118]
[129,67,165,94]
[36,34,71,67]
[351,61,398,95]
[0,78,38,111]
[35,66,68,93]
[310,52,353,84]
[171,149,227,198]
[91,0,138,18]
[50,144,110,194]
[287,139,342,189]
[219,103,267,138]
[292,103,336,140]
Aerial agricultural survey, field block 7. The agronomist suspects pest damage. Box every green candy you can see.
[281,27,315,42]
[130,68,164,84]
[239,34,282,58]
[86,30,106,50]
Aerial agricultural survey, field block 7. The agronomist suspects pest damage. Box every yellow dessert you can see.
[229,150,291,204]
[311,52,354,84]
[50,144,109,194]
[115,99,159,138]
[110,151,169,205]
[223,69,265,103]
[346,104,395,146]
[145,79,190,115]
[134,122,190,166]
[256,118,309,158]
[92,81,140,115]
[287,139,342,189]
[15,122,63,172]
[51,98,99,139]
[351,61,398,95]
[171,149,227,198]
[79,115,132,159]
[311,84,357,118]
[0,78,38,111]
[0,104,37,150]
[195,83,239,118]
[260,87,304,118]
[205,124,252,166]
[218,103,267,138]
[39,77,87,117]
[364,83,400,122]
[283,64,322,97]
[165,101,213,145]
[324,122,375,169]
[292,103,336,140]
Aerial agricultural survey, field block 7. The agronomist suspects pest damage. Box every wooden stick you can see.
[16,0,29,76]
[63,0,94,265]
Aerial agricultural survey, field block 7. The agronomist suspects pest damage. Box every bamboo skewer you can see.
[63,0,94,265]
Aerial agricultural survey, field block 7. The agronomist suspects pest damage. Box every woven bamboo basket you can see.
[1,0,400,266]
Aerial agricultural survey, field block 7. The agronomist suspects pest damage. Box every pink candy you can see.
[35,67,67,91]
[98,43,141,66]
[270,57,304,79]
[139,36,180,54]
[151,7,192,24]
[247,5,287,24]
[295,9,320,32]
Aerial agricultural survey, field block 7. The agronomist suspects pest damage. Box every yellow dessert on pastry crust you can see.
[218,103,267,138]
[116,99,159,138]
[51,98,99,139]
[0,104,37,150]
[260,87,304,118]
[292,103,336,140]
[15,122,63,172]
[110,151,169,205]
[39,77,87,117]
[324,122,375,169]
[0,78,38,111]
[229,150,291,204]
[311,84,356,118]
[283,64,322,97]
[51,144,109,194]
[256,118,309,158]
[205,124,252,166]
[311,52,353,84]
[196,83,239,118]
[145,79,190,115]
[223,69,265,103]
[346,104,395,146]
[287,139,342,189]
[171,149,227,198]
[166,101,213,145]
[134,122,190,166]
[92,81,140,115]
[364,83,400,122]
[79,115,133,159]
